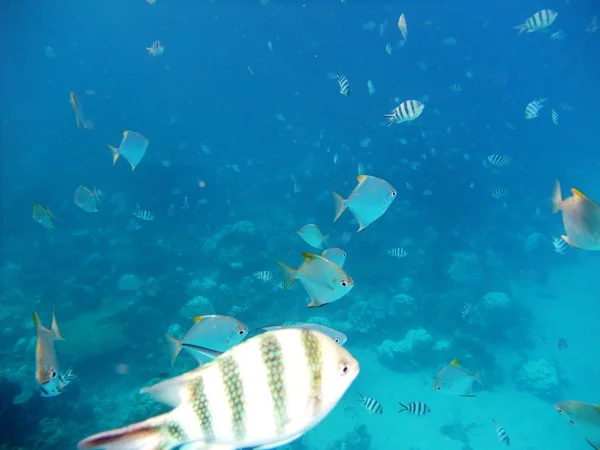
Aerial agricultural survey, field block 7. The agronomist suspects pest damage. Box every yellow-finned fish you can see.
[555,401,600,449]
[298,224,327,249]
[78,328,359,450]
[69,91,93,130]
[332,175,396,232]
[275,252,353,307]
[434,359,484,397]
[164,315,249,367]
[33,311,76,397]
[552,179,600,251]
[107,130,149,171]
[32,203,56,230]
[74,185,101,213]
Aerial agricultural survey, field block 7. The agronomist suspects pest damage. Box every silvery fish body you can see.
[78,328,359,450]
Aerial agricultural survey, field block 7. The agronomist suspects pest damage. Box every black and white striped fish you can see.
[491,187,508,198]
[336,71,351,96]
[461,302,471,319]
[551,108,560,125]
[552,236,568,254]
[254,271,273,281]
[525,98,545,119]
[487,154,510,167]
[398,401,430,416]
[78,328,359,450]
[358,392,383,414]
[492,419,510,445]
[557,337,568,350]
[388,247,408,258]
[384,100,425,126]
[514,10,558,34]
[133,209,154,221]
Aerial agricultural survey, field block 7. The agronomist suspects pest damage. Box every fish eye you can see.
[238,328,246,335]
[391,190,397,196]
[334,337,341,343]
[338,362,350,375]
[341,281,348,287]
[50,370,57,378]
[144,139,150,144]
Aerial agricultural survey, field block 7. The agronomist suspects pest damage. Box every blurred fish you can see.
[384,100,425,126]
[261,323,347,345]
[551,108,560,125]
[586,16,598,34]
[133,208,154,221]
[146,40,164,56]
[69,91,93,130]
[525,98,545,119]
[552,236,568,254]
[357,162,365,175]
[332,175,397,232]
[358,392,383,414]
[557,337,568,350]
[74,185,101,213]
[298,224,328,249]
[434,359,484,397]
[492,420,510,445]
[387,247,407,258]
[33,311,76,397]
[552,179,600,250]
[539,334,547,345]
[254,270,273,281]
[126,219,141,231]
[555,401,600,449]
[164,315,249,367]
[336,71,351,96]
[514,10,558,34]
[487,154,510,167]
[367,79,376,95]
[32,203,56,230]
[322,247,346,268]
[275,252,354,308]
[461,302,471,318]
[78,328,359,450]
[398,401,430,415]
[441,37,457,45]
[397,13,407,41]
[550,30,566,40]
[491,188,508,199]
[107,130,149,171]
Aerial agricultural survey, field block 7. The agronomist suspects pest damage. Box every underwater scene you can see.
[2,0,600,449]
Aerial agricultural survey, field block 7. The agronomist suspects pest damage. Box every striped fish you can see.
[461,302,471,319]
[133,209,154,221]
[387,248,407,258]
[487,154,510,167]
[525,98,546,119]
[514,10,558,34]
[336,71,351,96]
[492,419,510,445]
[398,401,430,416]
[358,393,383,414]
[551,108,560,125]
[384,100,424,126]
[77,328,359,450]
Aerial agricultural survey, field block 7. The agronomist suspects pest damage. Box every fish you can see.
[336,71,351,96]
[275,252,354,308]
[555,401,600,450]
[398,401,430,415]
[552,236,569,254]
[557,337,568,350]
[77,328,359,450]
[384,100,425,126]
[260,323,347,346]
[107,130,149,171]
[387,248,407,258]
[487,154,510,167]
[126,219,142,231]
[358,393,383,414]
[514,10,558,34]
[69,91,93,130]
[321,248,346,268]
[434,359,484,397]
[461,302,471,318]
[74,185,101,213]
[32,203,56,230]
[367,80,376,95]
[552,179,600,251]
[525,98,546,119]
[551,108,560,125]
[298,224,327,249]
[134,208,155,221]
[491,188,508,198]
[33,311,76,397]
[146,40,164,56]
[397,13,407,41]
[165,315,249,367]
[550,30,566,40]
[492,419,510,445]
[586,16,598,34]
[253,271,273,281]
[332,175,397,232]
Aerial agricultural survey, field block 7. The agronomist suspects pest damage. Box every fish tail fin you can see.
[275,260,297,290]
[398,402,408,412]
[51,309,65,340]
[383,113,396,127]
[94,187,103,204]
[552,179,562,213]
[164,334,182,368]
[331,191,346,222]
[107,144,120,166]
[513,24,527,34]
[77,413,173,450]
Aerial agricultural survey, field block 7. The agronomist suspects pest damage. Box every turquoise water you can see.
[1,1,600,449]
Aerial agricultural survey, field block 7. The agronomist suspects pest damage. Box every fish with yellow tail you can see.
[434,359,484,397]
[555,401,600,449]
[69,91,94,130]
[107,130,149,171]
[332,175,396,232]
[275,252,353,307]
[33,311,76,397]
[77,328,359,450]
[552,179,600,251]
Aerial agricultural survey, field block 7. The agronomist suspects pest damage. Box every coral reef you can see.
[514,356,563,399]
[447,251,483,284]
[377,328,433,370]
[179,295,215,319]
[327,424,371,450]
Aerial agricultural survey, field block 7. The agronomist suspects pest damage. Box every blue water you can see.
[2,0,600,449]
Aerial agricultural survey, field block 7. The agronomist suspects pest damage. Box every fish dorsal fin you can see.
[192,315,206,324]
[572,188,588,199]
[357,175,367,183]
[141,370,202,407]
[121,130,127,136]
[301,252,316,260]
[450,359,460,367]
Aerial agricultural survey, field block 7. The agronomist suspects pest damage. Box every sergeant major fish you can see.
[514,10,558,34]
[332,175,396,232]
[33,311,76,397]
[336,71,351,96]
[77,328,359,450]
[384,100,425,126]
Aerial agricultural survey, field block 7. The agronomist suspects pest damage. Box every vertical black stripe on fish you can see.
[190,376,215,442]
[496,425,510,444]
[301,329,323,414]
[360,394,383,414]
[164,421,188,446]
[218,355,247,441]
[260,332,288,435]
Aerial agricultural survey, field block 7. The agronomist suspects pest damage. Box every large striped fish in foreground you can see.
[78,328,359,450]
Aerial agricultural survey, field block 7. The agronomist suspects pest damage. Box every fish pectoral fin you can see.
[307,298,327,308]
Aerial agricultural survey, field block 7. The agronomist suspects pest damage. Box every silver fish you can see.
[107,130,149,171]
[74,185,101,213]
